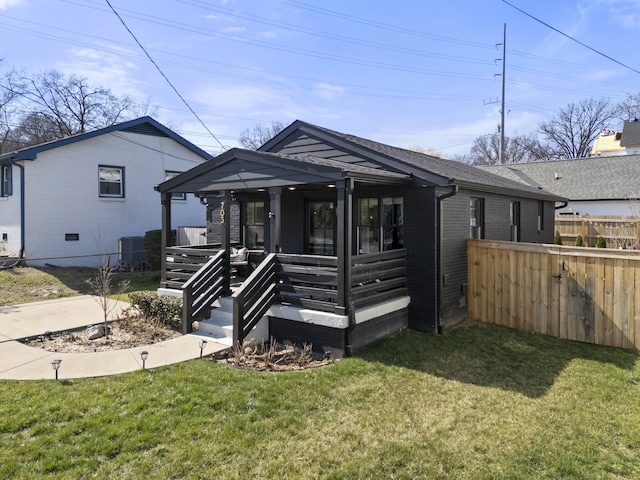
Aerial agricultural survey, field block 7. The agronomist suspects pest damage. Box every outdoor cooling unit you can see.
[118,236,147,271]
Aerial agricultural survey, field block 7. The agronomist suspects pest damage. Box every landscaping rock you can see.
[87,324,110,340]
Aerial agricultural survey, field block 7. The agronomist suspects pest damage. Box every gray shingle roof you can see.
[620,120,640,147]
[0,116,213,163]
[294,121,562,200]
[479,155,640,200]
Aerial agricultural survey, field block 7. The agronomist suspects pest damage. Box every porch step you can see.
[196,296,234,346]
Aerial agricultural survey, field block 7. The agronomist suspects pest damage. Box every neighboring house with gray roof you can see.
[0,116,212,266]
[480,155,640,216]
[157,120,563,356]
[591,119,640,157]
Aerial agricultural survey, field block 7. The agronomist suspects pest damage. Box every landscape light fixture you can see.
[199,340,207,358]
[51,359,61,380]
[140,350,149,369]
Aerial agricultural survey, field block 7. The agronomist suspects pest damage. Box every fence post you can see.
[182,287,194,334]
[232,293,244,346]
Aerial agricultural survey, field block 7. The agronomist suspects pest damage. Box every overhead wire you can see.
[501,0,640,76]
[104,0,227,151]
[3,0,638,154]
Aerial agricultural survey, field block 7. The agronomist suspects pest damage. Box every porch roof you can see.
[155,148,412,194]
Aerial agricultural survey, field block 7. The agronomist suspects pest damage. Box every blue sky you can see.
[1,0,639,156]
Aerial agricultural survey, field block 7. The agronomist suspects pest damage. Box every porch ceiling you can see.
[156,148,412,194]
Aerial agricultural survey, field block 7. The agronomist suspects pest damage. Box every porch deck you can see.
[161,246,409,357]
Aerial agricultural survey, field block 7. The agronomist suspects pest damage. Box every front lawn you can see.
[1,323,639,479]
[0,266,159,305]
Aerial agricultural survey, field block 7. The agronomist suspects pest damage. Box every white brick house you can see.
[0,117,212,266]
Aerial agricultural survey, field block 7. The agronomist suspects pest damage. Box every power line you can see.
[103,0,227,151]
[502,0,640,76]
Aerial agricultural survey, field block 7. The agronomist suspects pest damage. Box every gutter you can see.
[555,201,568,210]
[436,184,458,334]
[11,158,25,257]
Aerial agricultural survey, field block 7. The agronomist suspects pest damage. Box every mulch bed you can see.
[22,317,182,353]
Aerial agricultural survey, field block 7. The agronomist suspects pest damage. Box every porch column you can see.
[269,187,282,253]
[336,178,353,316]
[161,191,172,286]
[221,190,232,295]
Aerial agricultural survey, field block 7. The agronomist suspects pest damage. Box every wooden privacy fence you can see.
[468,239,640,350]
[555,214,640,249]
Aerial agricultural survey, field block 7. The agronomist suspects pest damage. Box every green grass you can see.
[1,322,639,479]
[0,267,160,306]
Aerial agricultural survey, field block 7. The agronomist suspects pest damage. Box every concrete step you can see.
[196,296,234,346]
[195,318,233,346]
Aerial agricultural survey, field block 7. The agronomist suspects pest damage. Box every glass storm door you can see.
[308,201,335,255]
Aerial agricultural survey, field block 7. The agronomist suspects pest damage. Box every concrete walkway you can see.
[0,296,229,380]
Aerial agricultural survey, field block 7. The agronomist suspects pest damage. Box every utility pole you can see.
[498,23,507,165]
[486,24,507,164]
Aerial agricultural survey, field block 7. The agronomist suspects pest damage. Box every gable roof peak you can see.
[0,116,213,162]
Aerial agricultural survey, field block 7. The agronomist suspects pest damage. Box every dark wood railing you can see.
[175,247,408,341]
[164,245,221,289]
[181,250,227,333]
[232,253,279,345]
[276,254,339,313]
[351,249,407,309]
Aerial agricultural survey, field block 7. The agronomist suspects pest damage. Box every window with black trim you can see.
[357,196,403,253]
[1,164,12,197]
[243,201,264,248]
[165,171,186,200]
[510,201,521,242]
[537,201,545,231]
[99,166,124,198]
[470,197,484,239]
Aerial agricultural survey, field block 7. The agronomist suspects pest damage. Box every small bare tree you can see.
[239,121,285,150]
[86,257,130,339]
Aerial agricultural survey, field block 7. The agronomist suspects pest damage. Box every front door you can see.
[307,201,335,255]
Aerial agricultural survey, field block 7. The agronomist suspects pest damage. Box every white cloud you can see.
[202,14,219,21]
[0,0,23,9]
[581,69,619,81]
[613,11,640,28]
[193,83,295,115]
[221,26,246,34]
[255,31,278,40]
[57,47,146,98]
[313,82,345,99]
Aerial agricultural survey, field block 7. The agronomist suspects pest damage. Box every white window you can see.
[470,197,484,239]
[1,164,12,197]
[165,171,186,200]
[99,166,124,198]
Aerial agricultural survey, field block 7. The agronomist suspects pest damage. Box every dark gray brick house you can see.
[157,120,562,357]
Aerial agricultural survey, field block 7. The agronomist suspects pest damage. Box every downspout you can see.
[10,158,26,260]
[436,184,458,334]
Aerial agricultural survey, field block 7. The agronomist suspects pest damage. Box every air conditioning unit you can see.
[118,236,147,271]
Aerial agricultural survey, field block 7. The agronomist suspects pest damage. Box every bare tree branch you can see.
[239,121,286,150]
[538,97,617,159]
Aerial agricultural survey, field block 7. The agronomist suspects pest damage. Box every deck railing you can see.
[181,250,227,333]
[351,249,408,309]
[164,245,222,289]
[232,253,279,345]
[174,247,408,341]
[276,253,339,313]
